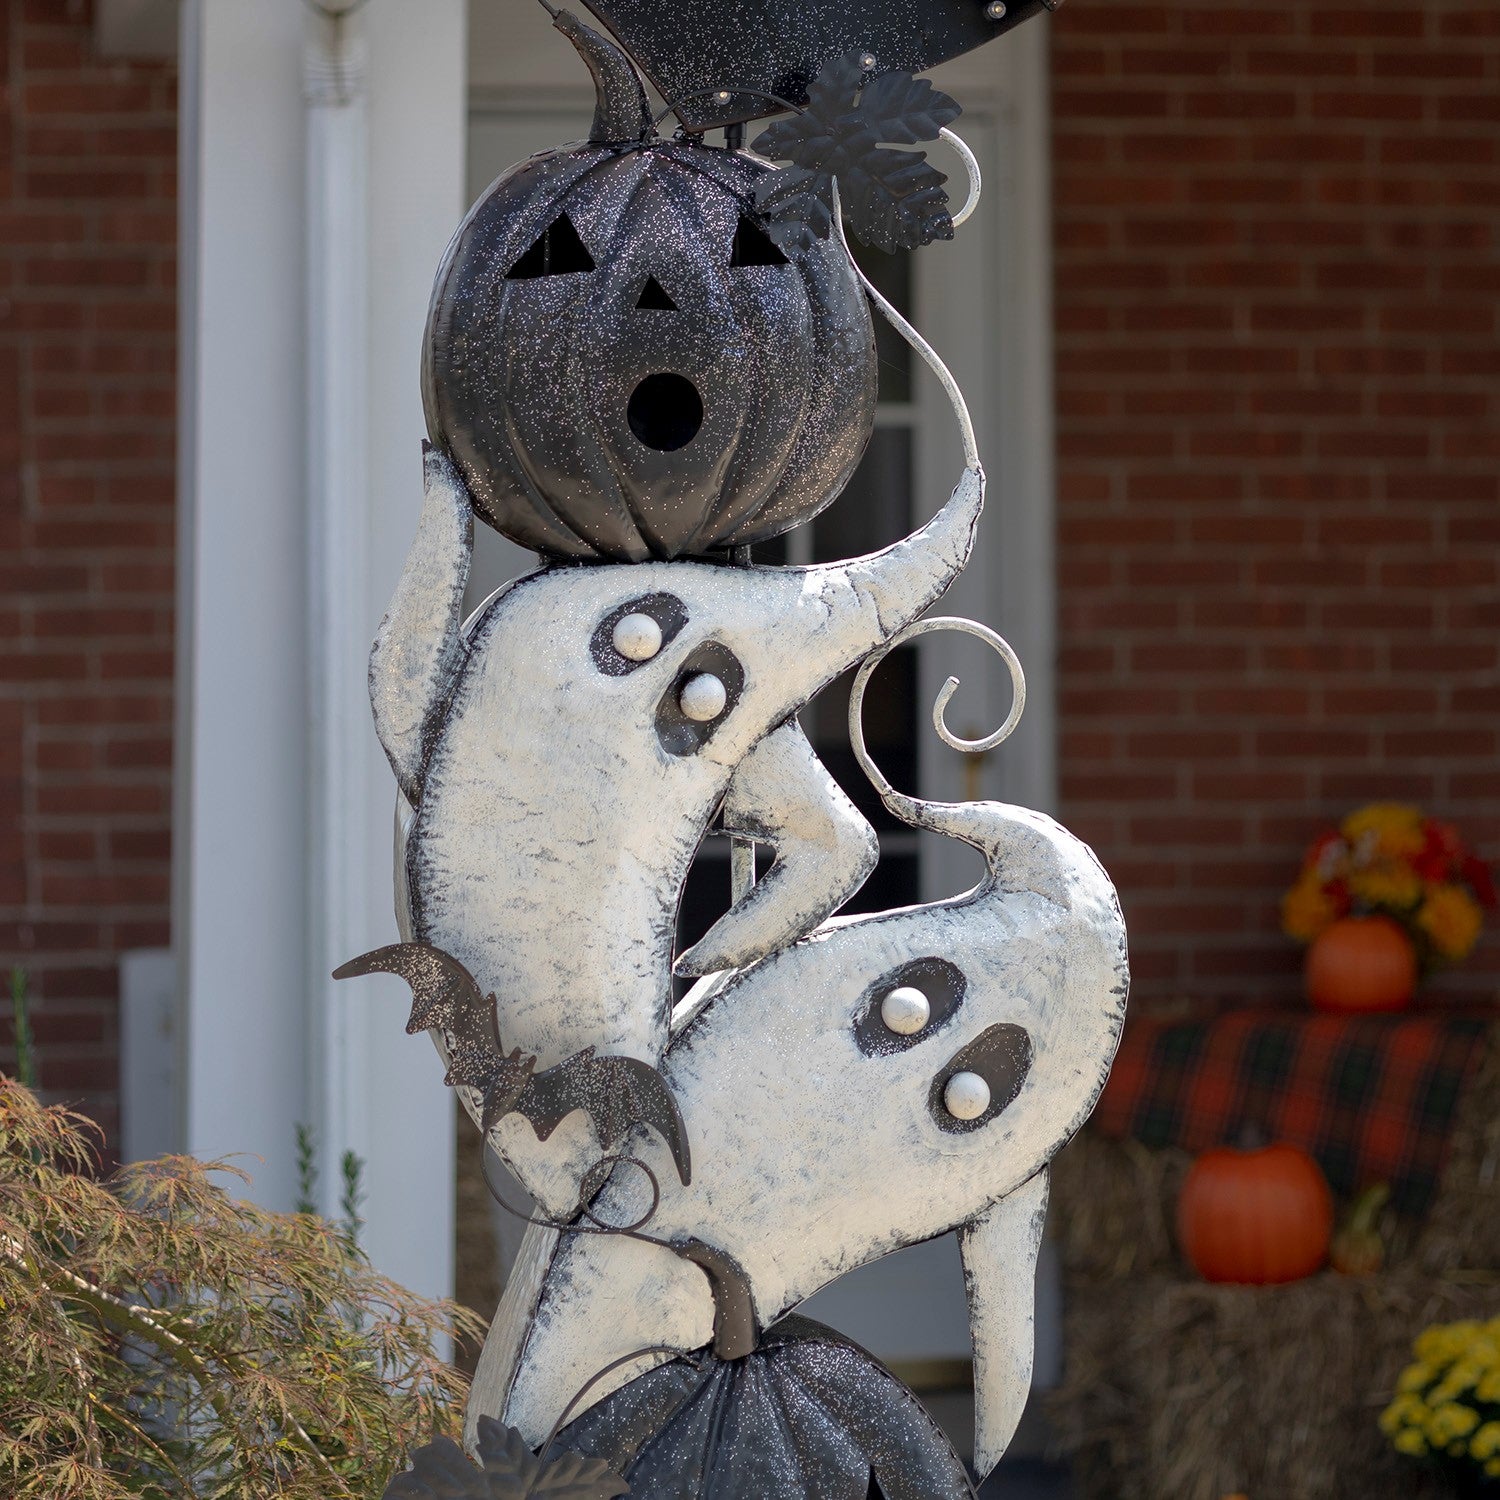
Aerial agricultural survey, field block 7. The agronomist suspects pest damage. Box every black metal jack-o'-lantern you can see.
[422,12,879,562]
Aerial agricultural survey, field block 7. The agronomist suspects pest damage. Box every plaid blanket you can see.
[1092,1009,1492,1214]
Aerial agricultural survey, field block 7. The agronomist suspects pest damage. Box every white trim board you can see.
[174,0,468,1305]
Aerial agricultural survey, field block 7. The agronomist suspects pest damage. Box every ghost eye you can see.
[880,986,931,1036]
[855,959,964,1057]
[729,214,789,267]
[591,593,688,676]
[930,1023,1034,1134]
[656,643,745,756]
[506,212,596,279]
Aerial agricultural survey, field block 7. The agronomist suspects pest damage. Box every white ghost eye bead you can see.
[880,986,931,1036]
[679,672,728,723]
[944,1071,992,1122]
[612,612,662,662]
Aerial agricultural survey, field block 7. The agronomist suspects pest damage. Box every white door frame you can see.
[175,0,468,1304]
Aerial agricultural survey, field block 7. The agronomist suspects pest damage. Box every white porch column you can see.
[176,0,467,1303]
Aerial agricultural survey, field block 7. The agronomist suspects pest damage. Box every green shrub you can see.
[0,1078,484,1498]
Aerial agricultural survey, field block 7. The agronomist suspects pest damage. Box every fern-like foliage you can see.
[0,1078,485,1499]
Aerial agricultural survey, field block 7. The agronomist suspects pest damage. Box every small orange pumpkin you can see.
[1303,914,1417,1014]
[1177,1142,1333,1285]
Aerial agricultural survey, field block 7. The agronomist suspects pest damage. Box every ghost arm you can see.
[369,444,474,806]
[961,1167,1051,1482]
[673,719,878,979]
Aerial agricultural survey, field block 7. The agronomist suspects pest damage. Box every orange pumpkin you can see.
[1177,1142,1333,1285]
[1303,914,1417,1014]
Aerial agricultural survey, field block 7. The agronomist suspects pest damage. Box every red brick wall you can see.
[1053,1,1500,1006]
[1,0,177,1131]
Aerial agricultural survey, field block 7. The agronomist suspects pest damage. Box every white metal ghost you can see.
[348,12,1130,1493]
[371,445,982,1216]
[467,654,1130,1480]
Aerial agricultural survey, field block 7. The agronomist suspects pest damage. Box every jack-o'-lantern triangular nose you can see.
[636,276,677,311]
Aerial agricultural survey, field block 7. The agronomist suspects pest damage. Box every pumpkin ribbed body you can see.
[423,139,877,562]
[1304,914,1418,1014]
[1176,1143,1333,1286]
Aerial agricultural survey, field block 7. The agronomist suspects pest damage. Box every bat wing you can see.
[333,942,535,1133]
[518,1050,692,1187]
[333,941,480,1034]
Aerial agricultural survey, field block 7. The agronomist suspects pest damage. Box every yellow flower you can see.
[1427,1401,1480,1446]
[1416,883,1484,963]
[1394,1428,1429,1457]
[1489,1459,1500,1479]
[1343,803,1427,859]
[1381,1393,1430,1435]
[1478,1371,1500,1404]
[1282,873,1340,943]
[1349,860,1424,912]
[1471,1422,1500,1462]
[1398,1362,1435,1393]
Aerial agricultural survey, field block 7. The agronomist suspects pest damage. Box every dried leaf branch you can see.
[0,1077,484,1499]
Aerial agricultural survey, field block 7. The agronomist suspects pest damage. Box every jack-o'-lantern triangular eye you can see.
[730,214,789,267]
[506,213,596,279]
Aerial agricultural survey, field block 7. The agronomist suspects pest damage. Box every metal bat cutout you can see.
[333,943,690,1186]
[468,634,1129,1485]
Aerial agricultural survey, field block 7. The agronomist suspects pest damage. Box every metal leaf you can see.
[749,53,961,253]
[384,1421,628,1500]
[840,149,953,255]
[854,71,962,145]
[474,1417,630,1498]
[750,166,833,255]
[383,1436,489,1498]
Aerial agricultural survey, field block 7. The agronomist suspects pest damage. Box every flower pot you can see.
[1304,915,1417,1014]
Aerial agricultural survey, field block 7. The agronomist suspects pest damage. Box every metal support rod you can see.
[729,544,756,902]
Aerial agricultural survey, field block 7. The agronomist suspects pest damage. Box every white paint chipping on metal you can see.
[488,797,1129,1475]
[961,1166,1050,1475]
[368,446,473,806]
[673,718,877,980]
[371,460,984,1215]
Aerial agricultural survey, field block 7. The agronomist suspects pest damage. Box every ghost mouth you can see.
[628,372,704,452]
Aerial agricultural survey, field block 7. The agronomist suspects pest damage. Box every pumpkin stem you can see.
[1348,1182,1391,1233]
[546,6,654,145]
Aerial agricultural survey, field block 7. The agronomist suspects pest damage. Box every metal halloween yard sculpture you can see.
[342,2,1123,1494]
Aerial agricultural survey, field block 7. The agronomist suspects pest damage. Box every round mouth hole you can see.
[627,372,704,452]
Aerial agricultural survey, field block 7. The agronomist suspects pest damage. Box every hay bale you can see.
[1048,1272,1498,1500]
[1414,1022,1500,1276]
[1051,1128,1191,1282]
[1047,1023,1500,1499]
